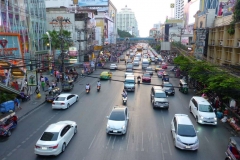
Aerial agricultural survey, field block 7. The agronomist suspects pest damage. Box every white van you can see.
[189,96,217,125]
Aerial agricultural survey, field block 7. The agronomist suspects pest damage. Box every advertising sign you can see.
[78,0,109,7]
[26,70,37,86]
[217,0,236,17]
[68,47,78,64]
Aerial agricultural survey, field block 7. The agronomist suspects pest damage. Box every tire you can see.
[67,104,70,109]
[74,126,77,134]
[76,97,78,102]
[62,143,66,153]
[7,130,11,137]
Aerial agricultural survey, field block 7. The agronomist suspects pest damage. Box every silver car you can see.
[110,64,118,70]
[133,59,140,66]
[106,106,129,135]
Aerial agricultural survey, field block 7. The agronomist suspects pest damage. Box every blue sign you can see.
[78,0,108,7]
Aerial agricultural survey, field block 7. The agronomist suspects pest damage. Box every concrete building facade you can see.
[116,6,139,37]
[174,0,187,19]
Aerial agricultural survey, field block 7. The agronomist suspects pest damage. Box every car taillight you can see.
[52,102,55,104]
[35,145,40,148]
[61,103,65,105]
[49,144,58,149]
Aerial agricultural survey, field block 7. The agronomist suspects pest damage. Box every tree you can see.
[117,29,134,38]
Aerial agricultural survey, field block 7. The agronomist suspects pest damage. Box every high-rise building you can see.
[116,6,139,37]
[174,0,188,19]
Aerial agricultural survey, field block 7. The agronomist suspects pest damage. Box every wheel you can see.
[67,104,70,109]
[6,130,11,137]
[62,143,66,153]
[74,126,77,134]
[76,97,78,102]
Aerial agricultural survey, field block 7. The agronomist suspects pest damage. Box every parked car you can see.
[106,106,129,135]
[52,94,78,109]
[189,96,217,125]
[34,121,77,156]
[110,64,118,70]
[171,114,199,150]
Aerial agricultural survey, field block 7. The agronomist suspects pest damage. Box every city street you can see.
[0,53,233,160]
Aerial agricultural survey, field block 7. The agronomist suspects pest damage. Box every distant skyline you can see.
[111,0,175,37]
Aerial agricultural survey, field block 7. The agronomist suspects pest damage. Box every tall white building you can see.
[116,6,139,37]
[174,0,187,19]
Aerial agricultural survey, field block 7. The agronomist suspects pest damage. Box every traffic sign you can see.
[170,3,174,8]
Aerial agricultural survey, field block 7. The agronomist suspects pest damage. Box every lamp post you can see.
[46,31,53,75]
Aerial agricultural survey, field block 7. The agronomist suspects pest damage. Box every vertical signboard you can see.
[26,70,37,86]
[68,47,78,64]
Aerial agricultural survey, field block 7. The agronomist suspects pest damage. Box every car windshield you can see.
[55,97,66,101]
[40,132,59,141]
[177,124,196,137]
[155,93,166,98]
[109,111,126,121]
[143,74,150,77]
[199,105,214,112]
[125,80,135,84]
[146,68,152,71]
[126,69,133,72]
[164,84,173,87]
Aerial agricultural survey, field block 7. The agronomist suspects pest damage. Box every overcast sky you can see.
[110,0,175,37]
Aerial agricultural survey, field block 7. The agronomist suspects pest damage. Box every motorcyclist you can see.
[97,81,101,88]
[137,75,141,82]
[86,83,90,91]
[122,89,127,98]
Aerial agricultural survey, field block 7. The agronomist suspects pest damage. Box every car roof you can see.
[125,77,134,80]
[112,107,126,113]
[192,96,210,104]
[58,93,71,97]
[155,89,165,93]
[152,86,163,90]
[45,123,66,132]
[175,114,193,125]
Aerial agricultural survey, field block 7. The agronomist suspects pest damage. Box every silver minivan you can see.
[142,59,149,69]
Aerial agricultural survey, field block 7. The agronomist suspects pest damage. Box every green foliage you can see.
[155,45,161,52]
[173,56,191,71]
[228,22,235,35]
[42,30,72,50]
[172,41,188,51]
[0,92,16,103]
[228,0,240,35]
[117,29,134,38]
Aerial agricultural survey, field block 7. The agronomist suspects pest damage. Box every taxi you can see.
[100,71,112,80]
[155,65,162,72]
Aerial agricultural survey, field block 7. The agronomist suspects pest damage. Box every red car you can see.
[161,62,168,69]
[142,73,151,83]
[157,69,165,78]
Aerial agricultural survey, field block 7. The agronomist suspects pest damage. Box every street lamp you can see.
[46,31,53,75]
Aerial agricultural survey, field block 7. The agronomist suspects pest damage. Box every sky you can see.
[110,0,175,37]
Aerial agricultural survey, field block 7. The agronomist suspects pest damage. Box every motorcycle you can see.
[86,89,90,94]
[122,96,127,105]
[97,86,101,92]
[137,78,141,84]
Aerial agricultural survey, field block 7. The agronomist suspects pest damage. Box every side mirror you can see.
[172,129,175,132]
[106,116,109,119]
[127,117,129,120]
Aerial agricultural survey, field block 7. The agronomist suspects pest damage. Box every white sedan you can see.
[109,64,118,70]
[52,93,78,109]
[34,121,77,156]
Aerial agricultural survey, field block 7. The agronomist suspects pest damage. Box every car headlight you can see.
[200,115,204,119]
[176,136,182,142]
[122,125,125,129]
[107,124,110,128]
[214,117,217,121]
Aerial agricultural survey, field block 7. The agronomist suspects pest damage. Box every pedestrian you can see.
[81,69,84,77]
[41,81,45,91]
[14,97,21,110]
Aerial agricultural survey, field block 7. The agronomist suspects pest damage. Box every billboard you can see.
[78,0,109,7]
[217,0,236,17]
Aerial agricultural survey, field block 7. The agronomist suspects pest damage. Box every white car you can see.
[189,96,217,125]
[133,59,140,66]
[106,106,129,135]
[34,121,77,156]
[171,114,199,150]
[110,64,118,70]
[52,93,78,109]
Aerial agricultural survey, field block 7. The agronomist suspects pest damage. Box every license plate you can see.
[113,130,117,133]
[42,147,47,150]
[160,106,164,107]
[185,146,191,149]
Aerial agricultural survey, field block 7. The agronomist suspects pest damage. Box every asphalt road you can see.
[0,51,233,160]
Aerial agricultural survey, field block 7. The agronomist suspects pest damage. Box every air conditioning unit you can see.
[220,41,223,46]
[237,41,240,47]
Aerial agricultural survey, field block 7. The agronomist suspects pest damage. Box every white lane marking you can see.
[136,133,139,151]
[2,157,6,160]
[22,141,26,144]
[16,145,21,148]
[106,136,112,149]
[88,134,97,149]
[148,133,154,152]
[162,116,166,128]
[127,132,131,151]
[141,132,144,151]
[205,136,209,143]
[7,152,12,157]
[166,136,172,156]
[112,136,116,149]
[161,143,165,160]
[12,149,16,152]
